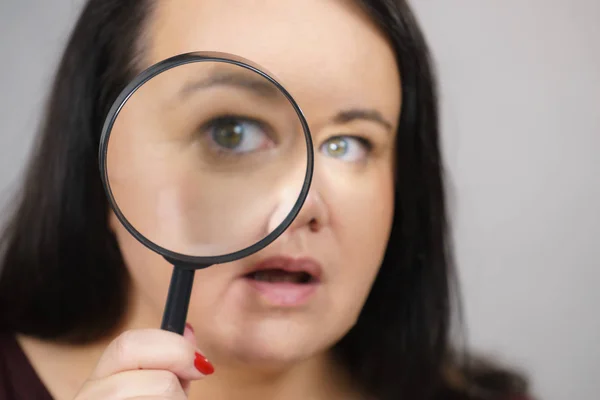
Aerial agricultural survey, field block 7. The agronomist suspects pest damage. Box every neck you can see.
[188,351,359,400]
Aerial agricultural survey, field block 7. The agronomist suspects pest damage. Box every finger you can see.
[90,328,213,382]
[78,369,187,399]
[182,323,196,346]
[180,323,197,395]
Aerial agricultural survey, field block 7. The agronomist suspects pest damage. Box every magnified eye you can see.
[321,136,370,162]
[205,116,272,154]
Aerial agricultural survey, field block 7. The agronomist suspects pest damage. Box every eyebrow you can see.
[332,109,394,132]
[180,73,395,131]
[179,71,284,100]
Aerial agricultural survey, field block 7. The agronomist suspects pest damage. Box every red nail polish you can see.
[194,352,214,375]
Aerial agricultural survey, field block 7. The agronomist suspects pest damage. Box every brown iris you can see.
[213,119,244,149]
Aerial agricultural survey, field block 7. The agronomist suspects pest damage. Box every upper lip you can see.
[242,255,323,281]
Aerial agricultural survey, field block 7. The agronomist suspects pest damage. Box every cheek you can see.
[109,212,174,318]
[324,160,395,291]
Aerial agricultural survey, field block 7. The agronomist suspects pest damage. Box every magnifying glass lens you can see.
[104,58,310,260]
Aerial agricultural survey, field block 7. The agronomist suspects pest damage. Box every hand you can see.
[73,324,214,399]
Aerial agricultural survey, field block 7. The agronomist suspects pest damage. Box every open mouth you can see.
[245,269,316,284]
[240,256,322,305]
[242,256,322,285]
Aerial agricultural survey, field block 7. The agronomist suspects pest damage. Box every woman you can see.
[0,0,533,399]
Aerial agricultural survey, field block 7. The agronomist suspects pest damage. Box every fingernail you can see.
[185,323,194,334]
[194,352,214,375]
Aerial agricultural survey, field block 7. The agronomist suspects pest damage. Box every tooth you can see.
[251,270,306,283]
[255,272,271,282]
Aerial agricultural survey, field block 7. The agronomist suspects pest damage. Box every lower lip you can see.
[242,278,319,306]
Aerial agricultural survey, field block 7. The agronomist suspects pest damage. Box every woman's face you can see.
[109,0,401,367]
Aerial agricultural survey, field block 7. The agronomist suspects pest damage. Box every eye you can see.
[205,116,271,154]
[320,136,370,162]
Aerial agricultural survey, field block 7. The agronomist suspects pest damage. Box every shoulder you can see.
[0,332,53,400]
[435,385,536,400]
[0,333,20,399]
[439,356,536,400]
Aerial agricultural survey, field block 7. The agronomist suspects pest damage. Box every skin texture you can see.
[18,0,402,399]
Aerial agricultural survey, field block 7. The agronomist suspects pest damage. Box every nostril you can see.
[308,218,320,232]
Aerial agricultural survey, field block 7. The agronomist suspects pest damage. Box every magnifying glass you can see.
[99,51,313,334]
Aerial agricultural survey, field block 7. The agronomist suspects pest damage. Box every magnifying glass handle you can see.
[161,266,195,334]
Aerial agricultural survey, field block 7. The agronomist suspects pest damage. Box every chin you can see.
[209,316,345,367]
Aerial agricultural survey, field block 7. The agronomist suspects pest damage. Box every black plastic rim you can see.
[98,51,314,268]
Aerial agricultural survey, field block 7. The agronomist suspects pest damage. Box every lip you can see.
[241,255,323,281]
[240,256,323,307]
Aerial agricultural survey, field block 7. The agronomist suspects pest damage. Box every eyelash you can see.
[200,114,270,135]
[338,135,372,150]
[327,134,373,149]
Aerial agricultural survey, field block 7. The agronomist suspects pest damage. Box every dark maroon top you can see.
[0,334,53,400]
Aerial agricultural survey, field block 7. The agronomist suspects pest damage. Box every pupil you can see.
[328,138,347,156]
[215,120,243,148]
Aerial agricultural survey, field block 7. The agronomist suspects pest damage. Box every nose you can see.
[286,187,328,233]
[267,179,329,234]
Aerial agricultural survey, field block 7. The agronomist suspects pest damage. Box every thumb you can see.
[183,323,197,346]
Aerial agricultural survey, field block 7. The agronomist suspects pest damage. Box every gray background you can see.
[0,1,598,399]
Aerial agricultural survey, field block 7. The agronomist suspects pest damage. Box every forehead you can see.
[145,0,401,127]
